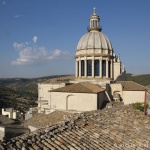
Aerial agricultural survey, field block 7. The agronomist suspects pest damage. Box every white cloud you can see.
[2,1,6,5]
[11,37,72,65]
[14,15,24,18]
[14,15,20,18]
[32,36,37,43]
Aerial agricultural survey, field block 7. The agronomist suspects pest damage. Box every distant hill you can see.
[0,75,73,111]
[0,86,37,111]
[0,73,149,111]
[125,73,150,87]
[0,75,72,99]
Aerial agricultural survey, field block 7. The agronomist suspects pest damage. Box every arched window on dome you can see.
[81,60,85,76]
[102,60,106,77]
[94,60,99,76]
[87,60,92,76]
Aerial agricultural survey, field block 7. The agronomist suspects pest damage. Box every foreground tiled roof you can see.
[116,81,146,91]
[50,82,105,93]
[1,105,150,149]
[23,111,72,128]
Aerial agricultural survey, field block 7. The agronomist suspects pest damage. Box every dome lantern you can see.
[88,7,102,32]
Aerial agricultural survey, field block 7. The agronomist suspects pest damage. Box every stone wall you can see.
[123,91,145,104]
[50,92,98,111]
[0,126,5,141]
[38,83,66,113]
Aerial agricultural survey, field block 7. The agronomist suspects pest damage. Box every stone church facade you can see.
[37,8,146,114]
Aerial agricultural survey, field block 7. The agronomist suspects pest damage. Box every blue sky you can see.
[0,0,150,78]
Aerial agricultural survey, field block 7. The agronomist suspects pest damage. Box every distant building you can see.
[37,8,147,113]
[0,115,29,141]
[2,108,19,119]
[24,107,38,120]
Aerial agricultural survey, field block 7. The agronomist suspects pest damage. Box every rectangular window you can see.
[108,61,111,78]
[94,60,99,76]
[81,60,85,76]
[102,60,106,77]
[87,60,92,76]
[77,62,79,77]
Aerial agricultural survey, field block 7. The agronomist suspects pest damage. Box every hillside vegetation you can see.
[0,75,73,111]
[0,86,37,111]
[125,74,150,86]
[0,74,149,111]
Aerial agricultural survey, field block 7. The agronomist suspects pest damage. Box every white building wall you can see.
[122,91,145,105]
[113,62,121,80]
[28,126,38,132]
[2,109,19,119]
[13,112,17,119]
[50,92,98,111]
[110,83,123,97]
[38,83,66,113]
[2,109,11,118]
[0,126,5,141]
[25,112,32,120]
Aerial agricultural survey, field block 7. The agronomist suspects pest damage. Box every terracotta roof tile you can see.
[116,81,146,91]
[50,82,105,93]
[23,111,72,128]
[2,105,150,149]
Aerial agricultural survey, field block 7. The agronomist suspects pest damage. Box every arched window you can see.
[94,60,99,76]
[87,60,92,76]
[95,20,97,28]
[81,60,84,76]
[93,20,94,27]
[102,60,106,77]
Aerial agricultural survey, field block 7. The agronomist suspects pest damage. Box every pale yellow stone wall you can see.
[38,83,66,113]
[122,91,145,105]
[110,84,145,104]
[113,62,121,80]
[50,92,98,111]
[110,83,123,97]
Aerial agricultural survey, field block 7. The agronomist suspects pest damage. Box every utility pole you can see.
[144,89,147,115]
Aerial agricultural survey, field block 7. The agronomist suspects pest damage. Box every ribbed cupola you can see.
[75,8,122,81]
[88,7,102,32]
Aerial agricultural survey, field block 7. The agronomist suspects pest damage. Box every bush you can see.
[132,102,148,111]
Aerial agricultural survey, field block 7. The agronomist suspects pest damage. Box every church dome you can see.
[75,8,121,81]
[76,8,113,57]
[77,31,112,51]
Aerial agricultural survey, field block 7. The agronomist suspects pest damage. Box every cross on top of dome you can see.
[88,8,101,32]
[93,7,97,15]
